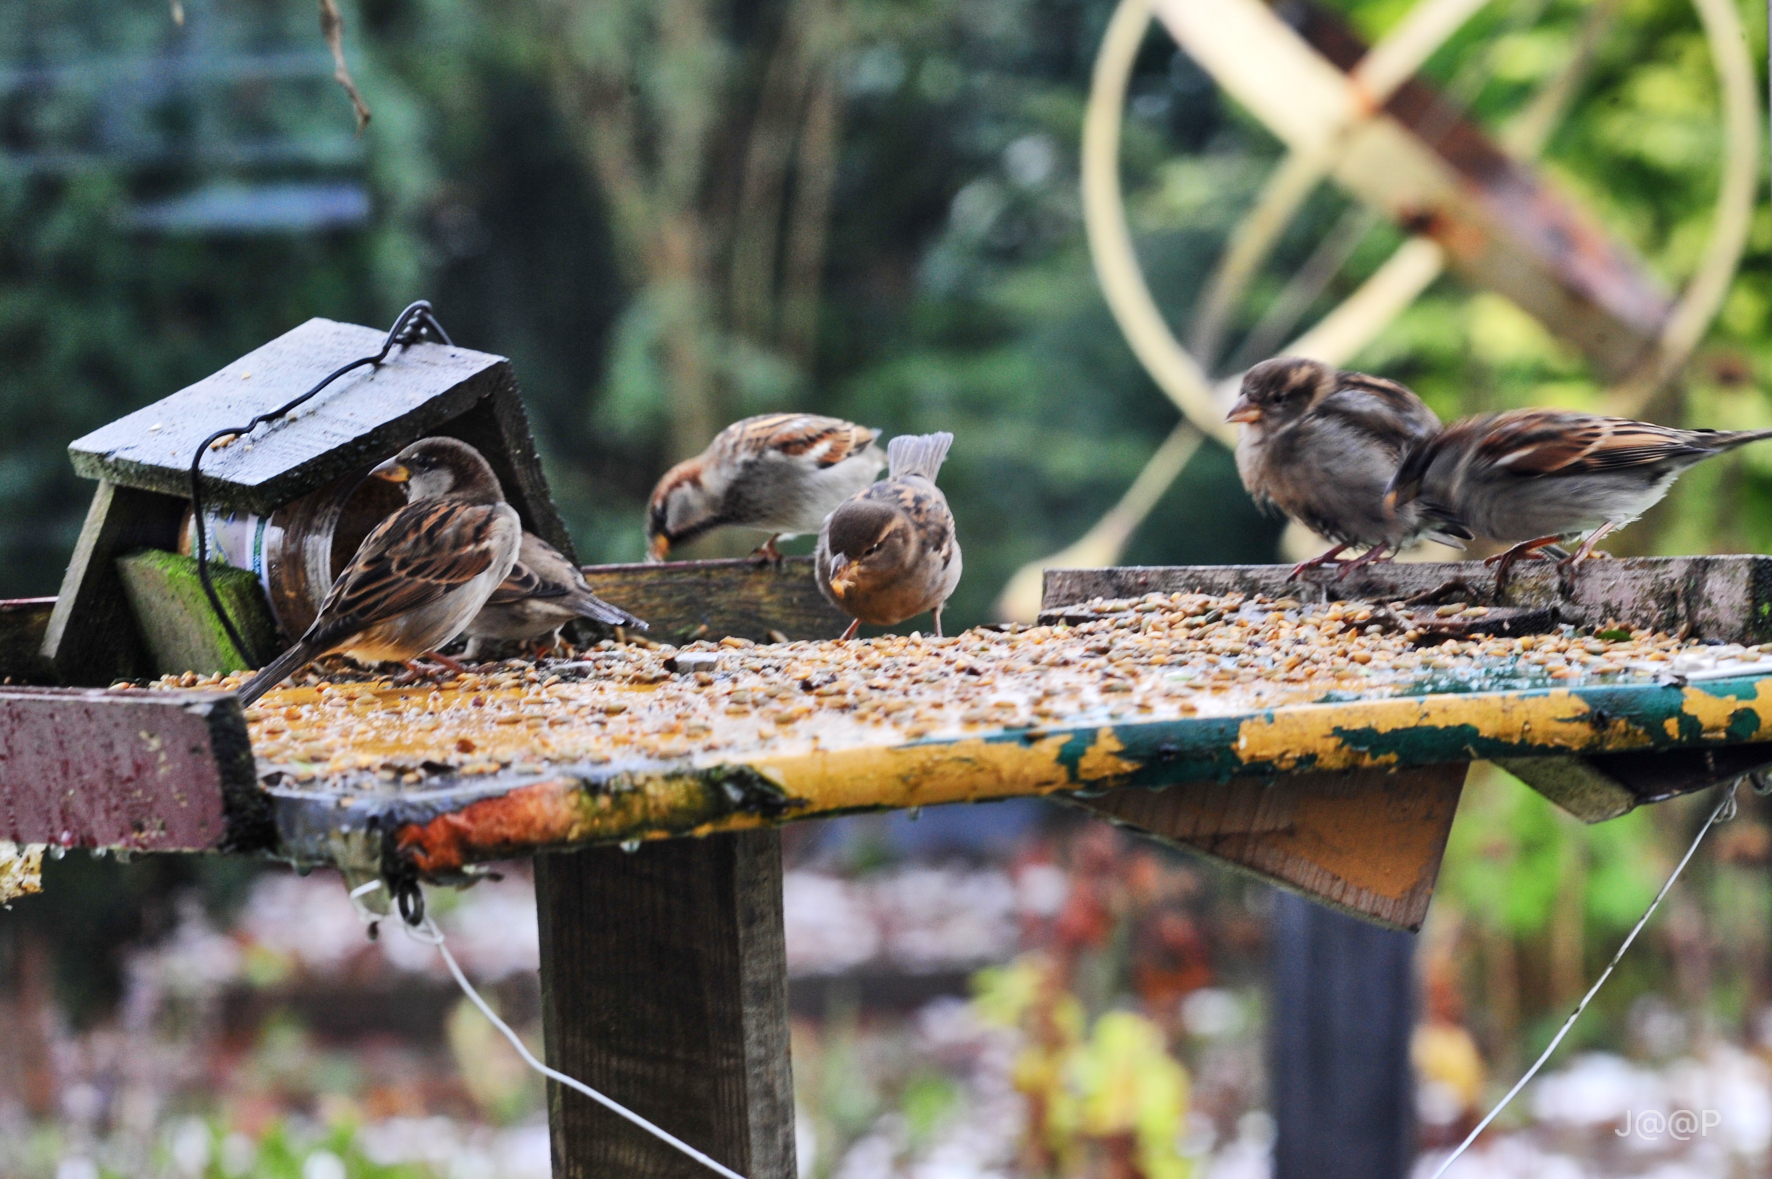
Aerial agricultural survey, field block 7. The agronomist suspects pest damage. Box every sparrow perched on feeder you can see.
[816,432,961,639]
[237,437,522,706]
[647,413,885,561]
[1228,356,1468,578]
[462,532,648,657]
[1386,408,1772,591]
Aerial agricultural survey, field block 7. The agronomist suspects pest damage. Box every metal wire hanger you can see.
[187,301,453,668]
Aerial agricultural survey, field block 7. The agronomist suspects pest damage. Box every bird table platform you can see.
[6,554,1772,1176]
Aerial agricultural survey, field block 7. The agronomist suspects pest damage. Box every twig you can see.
[319,0,372,131]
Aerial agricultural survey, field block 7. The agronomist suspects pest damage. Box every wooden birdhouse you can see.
[45,316,573,686]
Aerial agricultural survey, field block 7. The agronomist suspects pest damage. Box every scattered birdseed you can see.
[135,590,1760,792]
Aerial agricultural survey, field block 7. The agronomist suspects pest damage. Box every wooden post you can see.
[535,833,795,1178]
[531,566,820,1179]
[1271,892,1414,1179]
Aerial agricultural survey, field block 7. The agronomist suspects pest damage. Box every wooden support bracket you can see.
[1076,763,1467,931]
[42,481,186,686]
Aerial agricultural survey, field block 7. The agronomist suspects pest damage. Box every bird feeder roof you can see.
[67,318,516,514]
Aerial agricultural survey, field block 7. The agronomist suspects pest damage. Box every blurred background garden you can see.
[5,0,1772,1174]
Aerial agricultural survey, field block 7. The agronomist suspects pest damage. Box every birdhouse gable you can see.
[68,317,514,515]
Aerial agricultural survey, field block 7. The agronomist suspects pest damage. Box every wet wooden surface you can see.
[0,686,267,853]
[67,319,514,515]
[536,833,795,1178]
[578,557,849,644]
[0,598,55,685]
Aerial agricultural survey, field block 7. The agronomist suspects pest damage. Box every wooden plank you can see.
[0,686,266,852]
[535,831,795,1179]
[42,482,185,687]
[116,549,280,676]
[1042,558,1772,819]
[579,557,850,643]
[1075,763,1466,931]
[0,599,56,685]
[1495,743,1772,823]
[1040,557,1772,642]
[1153,0,1672,379]
[66,319,514,516]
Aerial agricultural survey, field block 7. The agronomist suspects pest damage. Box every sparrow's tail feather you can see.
[1712,427,1772,452]
[569,591,648,630]
[887,432,954,482]
[237,641,320,707]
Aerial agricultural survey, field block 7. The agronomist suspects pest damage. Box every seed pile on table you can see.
[138,590,1769,790]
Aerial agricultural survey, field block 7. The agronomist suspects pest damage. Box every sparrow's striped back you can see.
[714,413,879,470]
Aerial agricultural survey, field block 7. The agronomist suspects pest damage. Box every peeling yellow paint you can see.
[1235,690,1652,773]
[1678,680,1772,740]
[1078,728,1142,783]
[744,733,1078,812]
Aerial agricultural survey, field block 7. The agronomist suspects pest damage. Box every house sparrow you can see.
[1228,357,1468,579]
[816,432,961,639]
[237,437,522,706]
[1386,408,1772,590]
[647,413,885,561]
[462,532,648,657]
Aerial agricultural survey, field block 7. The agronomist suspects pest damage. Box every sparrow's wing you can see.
[307,500,511,646]
[488,535,575,605]
[1473,411,1716,476]
[721,413,880,469]
[1317,374,1441,449]
[486,558,565,605]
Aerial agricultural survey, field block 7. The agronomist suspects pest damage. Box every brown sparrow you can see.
[1387,408,1772,589]
[816,432,961,639]
[647,413,884,561]
[237,437,522,705]
[462,532,648,658]
[1228,357,1467,578]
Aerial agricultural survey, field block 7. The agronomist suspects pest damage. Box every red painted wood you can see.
[0,687,263,851]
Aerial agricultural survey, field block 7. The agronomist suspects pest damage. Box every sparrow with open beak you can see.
[1387,407,1772,591]
[237,437,522,705]
[462,532,648,658]
[1228,356,1466,578]
[816,432,961,639]
[647,413,885,562]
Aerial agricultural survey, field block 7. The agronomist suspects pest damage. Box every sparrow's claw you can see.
[1485,535,1563,598]
[1286,543,1352,582]
[1333,545,1393,581]
[1553,524,1616,597]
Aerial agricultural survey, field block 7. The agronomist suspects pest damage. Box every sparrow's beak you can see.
[827,554,857,597]
[370,457,411,483]
[648,533,671,562]
[1225,396,1262,425]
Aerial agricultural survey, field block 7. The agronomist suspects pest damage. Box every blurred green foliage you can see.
[4,0,1772,1138]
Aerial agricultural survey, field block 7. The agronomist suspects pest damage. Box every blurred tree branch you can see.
[525,0,852,461]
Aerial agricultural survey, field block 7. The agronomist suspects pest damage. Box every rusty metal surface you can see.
[1291,3,1672,372]
[0,686,266,851]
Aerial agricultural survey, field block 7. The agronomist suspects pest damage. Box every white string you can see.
[347,880,749,1179]
[1428,778,1741,1178]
